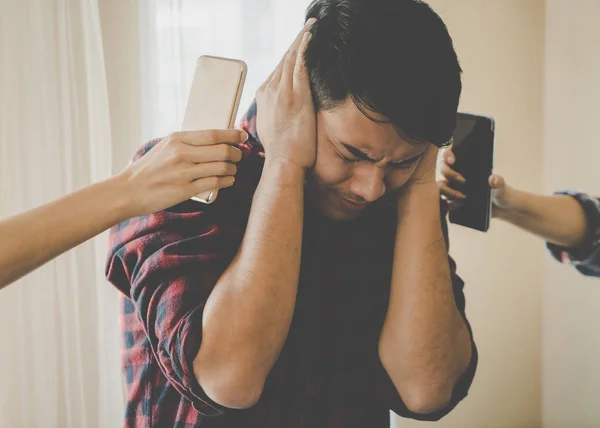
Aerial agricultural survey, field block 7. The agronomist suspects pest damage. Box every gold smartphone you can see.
[181,55,247,204]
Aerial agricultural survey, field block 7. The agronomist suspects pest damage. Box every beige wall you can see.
[396,1,545,427]
[542,1,600,427]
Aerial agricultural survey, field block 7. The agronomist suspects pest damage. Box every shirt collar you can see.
[237,100,263,154]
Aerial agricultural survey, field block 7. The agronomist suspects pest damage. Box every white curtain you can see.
[0,0,124,427]
[139,0,312,141]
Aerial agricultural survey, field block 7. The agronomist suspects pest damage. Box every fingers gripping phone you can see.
[181,55,247,204]
[448,112,495,232]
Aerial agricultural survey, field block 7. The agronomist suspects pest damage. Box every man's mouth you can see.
[338,195,368,211]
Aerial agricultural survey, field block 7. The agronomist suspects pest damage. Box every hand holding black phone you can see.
[448,112,495,232]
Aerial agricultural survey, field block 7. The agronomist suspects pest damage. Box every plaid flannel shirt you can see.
[547,192,600,277]
[106,104,477,427]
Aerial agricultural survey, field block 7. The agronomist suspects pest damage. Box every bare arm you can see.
[437,148,590,248]
[0,176,132,289]
[380,149,472,415]
[0,130,244,290]
[193,20,317,409]
[494,188,589,248]
[194,161,305,408]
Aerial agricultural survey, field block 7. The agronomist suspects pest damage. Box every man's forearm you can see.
[194,160,305,408]
[496,191,589,248]
[0,176,133,290]
[379,185,471,414]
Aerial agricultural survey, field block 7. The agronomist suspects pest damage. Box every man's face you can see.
[307,98,429,221]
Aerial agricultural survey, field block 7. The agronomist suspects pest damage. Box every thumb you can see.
[489,174,505,190]
[444,148,455,165]
[489,174,510,207]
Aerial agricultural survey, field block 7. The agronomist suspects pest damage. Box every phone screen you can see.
[448,112,495,232]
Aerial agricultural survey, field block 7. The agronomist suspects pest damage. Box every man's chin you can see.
[307,183,366,222]
[317,202,364,222]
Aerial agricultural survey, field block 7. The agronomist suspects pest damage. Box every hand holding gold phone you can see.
[181,55,247,204]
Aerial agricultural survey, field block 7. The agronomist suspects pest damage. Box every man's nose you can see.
[348,164,386,203]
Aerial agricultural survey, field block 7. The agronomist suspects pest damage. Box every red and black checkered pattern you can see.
[106,104,477,427]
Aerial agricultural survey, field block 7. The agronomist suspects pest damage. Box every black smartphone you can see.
[448,112,495,232]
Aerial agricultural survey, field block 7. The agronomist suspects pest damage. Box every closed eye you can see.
[337,152,360,164]
[391,161,417,169]
[391,153,424,169]
[391,162,415,170]
[334,139,425,168]
[342,143,377,162]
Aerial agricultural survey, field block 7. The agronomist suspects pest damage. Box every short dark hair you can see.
[304,0,461,147]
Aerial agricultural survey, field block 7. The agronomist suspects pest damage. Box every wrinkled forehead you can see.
[317,99,428,161]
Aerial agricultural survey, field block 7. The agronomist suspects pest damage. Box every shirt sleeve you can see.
[379,200,478,421]
[106,140,247,417]
[546,191,600,278]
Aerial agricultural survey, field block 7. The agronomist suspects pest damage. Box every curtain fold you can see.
[0,0,124,427]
